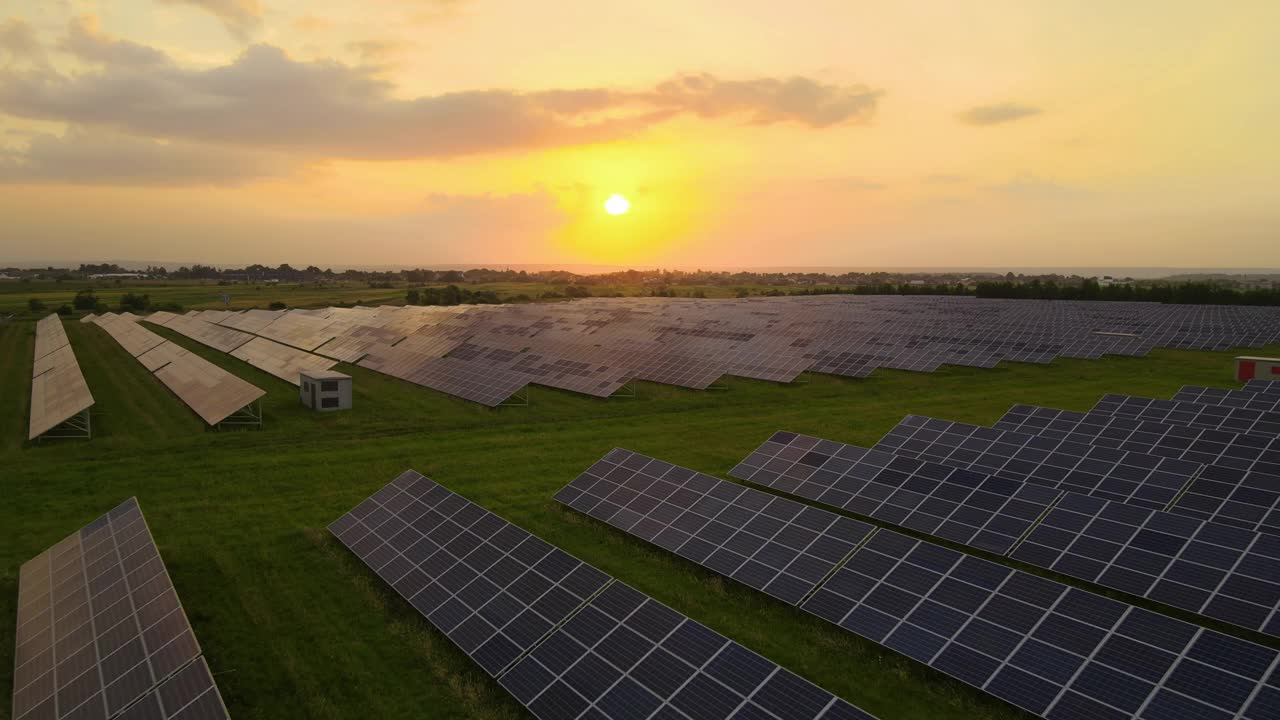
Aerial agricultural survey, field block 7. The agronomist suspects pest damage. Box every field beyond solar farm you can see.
[3,315,1278,720]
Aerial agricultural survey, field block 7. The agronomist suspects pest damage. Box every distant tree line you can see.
[974,279,1280,305]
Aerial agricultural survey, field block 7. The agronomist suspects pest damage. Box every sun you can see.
[604,194,631,216]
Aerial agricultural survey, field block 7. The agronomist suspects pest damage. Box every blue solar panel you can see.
[735,432,1280,638]
[331,470,881,720]
[804,529,1280,720]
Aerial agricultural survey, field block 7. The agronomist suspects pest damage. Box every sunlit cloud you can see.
[58,15,167,66]
[157,0,264,41]
[0,42,881,161]
[0,128,297,185]
[958,102,1041,126]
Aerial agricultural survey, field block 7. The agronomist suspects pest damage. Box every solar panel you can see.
[329,470,612,676]
[1013,492,1280,636]
[733,432,1280,637]
[151,316,254,354]
[150,351,266,427]
[730,433,1063,555]
[1244,379,1280,394]
[331,471,879,720]
[29,315,94,440]
[1093,394,1280,438]
[229,337,337,386]
[873,416,1200,510]
[1174,385,1280,411]
[804,529,1280,720]
[1167,466,1280,537]
[93,314,168,358]
[554,449,876,605]
[500,581,876,720]
[112,657,226,720]
[12,498,228,720]
[995,404,1280,476]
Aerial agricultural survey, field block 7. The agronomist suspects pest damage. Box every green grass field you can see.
[3,315,1277,720]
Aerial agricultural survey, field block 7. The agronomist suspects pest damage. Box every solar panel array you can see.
[93,314,266,427]
[872,415,1201,510]
[993,404,1280,536]
[557,450,1280,720]
[1174,385,1280,411]
[329,470,878,720]
[807,530,1278,720]
[733,431,1280,637]
[29,314,95,440]
[1093,394,1280,437]
[12,498,228,720]
[995,404,1280,475]
[154,295,1280,406]
[554,449,876,605]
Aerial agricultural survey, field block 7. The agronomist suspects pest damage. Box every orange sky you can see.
[0,1,1277,268]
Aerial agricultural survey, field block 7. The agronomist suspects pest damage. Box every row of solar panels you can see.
[89,314,266,427]
[28,314,94,440]
[13,498,228,720]
[152,296,1280,406]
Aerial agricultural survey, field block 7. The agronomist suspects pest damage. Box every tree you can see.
[406,288,421,305]
[72,289,99,310]
[27,298,45,312]
[268,301,287,310]
[119,293,151,311]
[55,304,73,316]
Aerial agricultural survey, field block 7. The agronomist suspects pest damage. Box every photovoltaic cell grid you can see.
[500,581,875,720]
[1174,385,1280,411]
[12,498,228,720]
[330,470,879,720]
[729,433,1063,555]
[992,405,1280,536]
[554,449,876,605]
[328,470,610,676]
[872,416,1200,510]
[1014,492,1280,636]
[803,529,1280,720]
[731,433,1280,638]
[1245,380,1280,394]
[1169,464,1280,537]
[1092,394,1280,438]
[994,404,1280,476]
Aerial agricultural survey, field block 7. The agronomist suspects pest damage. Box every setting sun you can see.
[604,194,631,215]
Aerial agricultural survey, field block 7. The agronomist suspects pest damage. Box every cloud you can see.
[157,0,263,41]
[346,39,413,64]
[957,102,1041,126]
[0,43,881,160]
[923,173,966,184]
[0,17,46,64]
[0,128,296,185]
[649,73,880,128]
[59,15,168,66]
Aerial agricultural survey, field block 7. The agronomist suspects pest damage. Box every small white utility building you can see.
[300,369,352,412]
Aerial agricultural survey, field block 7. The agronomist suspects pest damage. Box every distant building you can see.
[89,273,146,279]
[1240,279,1276,290]
[1096,276,1130,287]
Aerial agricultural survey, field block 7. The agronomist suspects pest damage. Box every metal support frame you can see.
[36,408,92,442]
[612,378,638,399]
[706,383,729,391]
[500,386,530,407]
[215,401,264,430]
